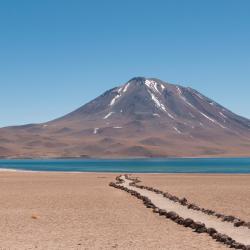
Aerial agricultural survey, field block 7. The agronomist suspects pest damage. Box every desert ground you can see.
[0,171,249,249]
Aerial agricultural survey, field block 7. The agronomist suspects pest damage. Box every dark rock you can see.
[187,203,200,210]
[206,227,217,236]
[195,227,207,233]
[159,209,167,216]
[193,205,200,211]
[166,211,178,220]
[180,197,188,205]
[146,203,154,208]
[171,196,179,202]
[225,239,233,245]
[163,192,170,198]
[215,213,223,218]
[212,233,219,239]
[183,218,194,227]
[193,222,205,229]
[237,244,245,249]
[175,217,184,225]
[234,220,245,227]
[218,234,229,243]
[189,223,196,229]
[231,242,245,249]
[222,215,235,222]
[153,208,160,213]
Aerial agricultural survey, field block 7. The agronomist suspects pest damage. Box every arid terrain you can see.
[0,77,250,159]
[0,171,249,249]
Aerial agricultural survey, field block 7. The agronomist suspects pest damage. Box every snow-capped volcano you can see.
[54,77,250,132]
[1,77,249,158]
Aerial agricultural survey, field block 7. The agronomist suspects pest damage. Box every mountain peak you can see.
[125,77,175,91]
[128,76,146,82]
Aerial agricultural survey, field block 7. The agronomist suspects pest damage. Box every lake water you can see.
[0,158,250,173]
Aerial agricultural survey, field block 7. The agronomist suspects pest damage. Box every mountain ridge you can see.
[0,77,249,158]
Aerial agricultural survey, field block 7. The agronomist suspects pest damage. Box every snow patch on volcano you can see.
[176,86,182,95]
[148,91,174,119]
[179,93,226,129]
[173,127,181,134]
[110,94,121,106]
[145,79,161,94]
[93,128,99,134]
[103,112,114,119]
[123,82,130,93]
[220,112,227,119]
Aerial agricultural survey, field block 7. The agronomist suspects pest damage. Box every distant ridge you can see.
[1,77,250,158]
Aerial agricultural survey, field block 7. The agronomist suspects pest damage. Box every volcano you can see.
[1,77,250,158]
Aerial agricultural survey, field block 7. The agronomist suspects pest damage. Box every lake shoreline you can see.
[0,157,250,173]
[1,167,250,175]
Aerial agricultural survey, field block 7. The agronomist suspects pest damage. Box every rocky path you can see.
[111,175,250,249]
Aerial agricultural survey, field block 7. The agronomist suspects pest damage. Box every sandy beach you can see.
[0,172,249,249]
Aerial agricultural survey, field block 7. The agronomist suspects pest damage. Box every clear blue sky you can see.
[0,0,249,127]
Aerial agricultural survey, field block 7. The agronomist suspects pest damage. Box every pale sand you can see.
[0,172,249,249]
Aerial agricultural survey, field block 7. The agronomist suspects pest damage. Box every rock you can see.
[218,234,229,243]
[215,213,223,218]
[180,197,188,205]
[225,239,233,246]
[153,208,160,213]
[146,203,154,208]
[212,233,219,240]
[175,217,184,225]
[237,244,245,249]
[222,215,235,222]
[207,210,215,215]
[195,227,207,233]
[194,222,205,229]
[183,218,194,227]
[206,227,217,236]
[215,233,224,241]
[245,245,250,250]
[171,196,179,202]
[190,223,197,229]
[187,203,200,210]
[234,220,245,227]
[159,209,167,216]
[193,205,200,211]
[163,192,170,198]
[231,242,245,249]
[166,211,178,220]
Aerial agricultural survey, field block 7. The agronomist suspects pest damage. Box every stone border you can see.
[125,175,250,230]
[109,175,250,250]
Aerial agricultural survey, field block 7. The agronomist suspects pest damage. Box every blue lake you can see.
[0,158,250,173]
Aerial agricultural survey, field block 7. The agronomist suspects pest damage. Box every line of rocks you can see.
[109,175,250,250]
[124,175,250,230]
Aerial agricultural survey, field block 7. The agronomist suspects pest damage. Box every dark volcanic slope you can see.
[1,77,250,158]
